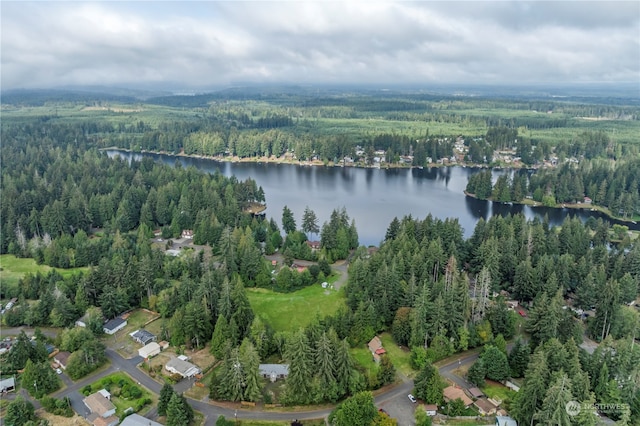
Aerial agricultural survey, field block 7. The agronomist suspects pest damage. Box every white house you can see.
[165,357,201,378]
[103,317,127,335]
[138,342,161,359]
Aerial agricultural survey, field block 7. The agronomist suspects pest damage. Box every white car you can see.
[407,394,417,403]
[56,368,62,375]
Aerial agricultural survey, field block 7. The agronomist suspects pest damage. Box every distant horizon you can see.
[3,80,639,100]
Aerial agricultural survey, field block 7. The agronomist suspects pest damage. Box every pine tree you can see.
[158,383,175,416]
[508,338,530,378]
[512,350,549,426]
[467,359,486,386]
[239,339,261,402]
[282,205,296,234]
[166,393,194,426]
[534,371,574,426]
[376,355,396,387]
[284,330,313,404]
[413,362,444,404]
[315,331,338,401]
[481,345,510,382]
[302,206,319,240]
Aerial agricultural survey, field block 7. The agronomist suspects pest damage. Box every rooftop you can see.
[83,391,115,417]
[120,413,164,426]
[103,317,126,331]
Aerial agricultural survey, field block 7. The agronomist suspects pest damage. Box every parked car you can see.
[56,368,62,375]
[518,310,527,317]
[408,394,417,403]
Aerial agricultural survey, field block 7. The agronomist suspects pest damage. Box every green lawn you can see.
[379,332,414,377]
[351,346,378,377]
[0,254,88,294]
[246,285,345,332]
[481,382,516,404]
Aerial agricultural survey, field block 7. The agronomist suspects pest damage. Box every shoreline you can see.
[463,191,638,226]
[101,146,519,171]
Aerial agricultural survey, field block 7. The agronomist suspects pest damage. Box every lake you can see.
[107,150,634,246]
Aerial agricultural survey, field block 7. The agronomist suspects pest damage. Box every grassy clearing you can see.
[379,332,414,377]
[0,254,88,291]
[246,285,345,332]
[481,381,516,404]
[351,346,378,378]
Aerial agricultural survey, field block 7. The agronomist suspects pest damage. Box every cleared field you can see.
[379,332,414,377]
[0,254,88,295]
[246,285,345,333]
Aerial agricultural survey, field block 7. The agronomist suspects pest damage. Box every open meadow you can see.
[0,254,88,298]
[246,284,345,333]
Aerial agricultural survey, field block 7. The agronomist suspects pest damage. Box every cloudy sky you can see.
[2,1,639,90]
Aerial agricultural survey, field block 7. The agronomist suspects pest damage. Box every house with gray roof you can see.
[259,364,289,382]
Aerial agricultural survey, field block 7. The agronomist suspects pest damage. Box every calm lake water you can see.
[107,150,635,246]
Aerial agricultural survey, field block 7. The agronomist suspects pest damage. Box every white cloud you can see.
[1,1,638,89]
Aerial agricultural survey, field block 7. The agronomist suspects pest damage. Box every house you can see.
[0,377,15,393]
[424,404,438,416]
[367,336,386,363]
[474,397,499,415]
[505,379,520,392]
[305,241,321,251]
[496,416,518,426]
[165,357,201,378]
[259,364,289,382]
[138,342,161,359]
[584,196,592,204]
[120,413,163,426]
[54,351,71,370]
[292,263,307,273]
[181,229,194,239]
[506,300,519,310]
[129,329,156,345]
[84,390,118,426]
[103,317,127,335]
[468,387,485,399]
[443,386,473,407]
[76,312,90,328]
